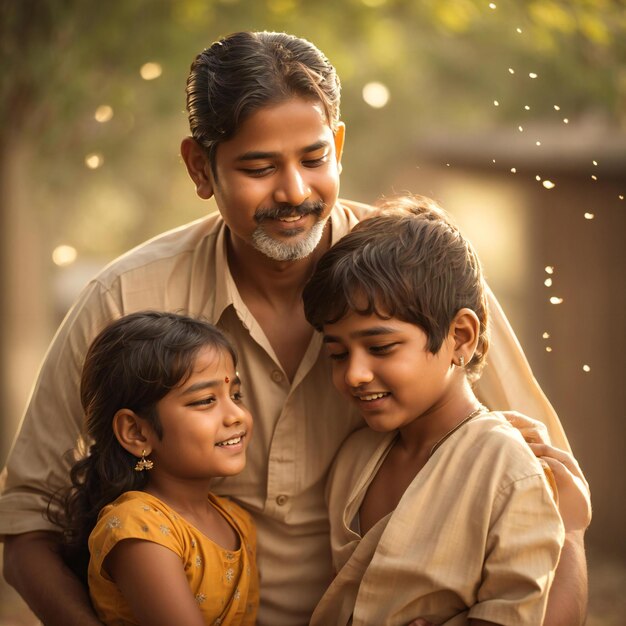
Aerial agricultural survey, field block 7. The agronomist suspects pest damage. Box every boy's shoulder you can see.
[454,411,546,484]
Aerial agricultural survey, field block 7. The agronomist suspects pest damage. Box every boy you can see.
[304,196,564,625]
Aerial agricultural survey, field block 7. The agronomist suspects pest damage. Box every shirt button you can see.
[271,370,284,383]
[276,494,289,506]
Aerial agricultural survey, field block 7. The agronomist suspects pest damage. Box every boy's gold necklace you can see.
[428,405,488,459]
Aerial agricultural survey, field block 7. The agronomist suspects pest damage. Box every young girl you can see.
[49,311,258,626]
[303,196,564,625]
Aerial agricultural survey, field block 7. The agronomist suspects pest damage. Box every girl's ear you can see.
[180,137,214,200]
[450,308,480,367]
[113,409,153,457]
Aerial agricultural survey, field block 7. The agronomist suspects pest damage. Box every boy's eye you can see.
[369,343,398,355]
[231,391,244,403]
[327,351,348,361]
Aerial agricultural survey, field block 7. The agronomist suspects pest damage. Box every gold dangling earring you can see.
[458,355,465,368]
[134,449,154,472]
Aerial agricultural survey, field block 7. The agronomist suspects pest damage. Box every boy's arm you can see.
[3,531,103,626]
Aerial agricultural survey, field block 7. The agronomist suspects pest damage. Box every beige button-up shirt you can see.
[0,200,569,625]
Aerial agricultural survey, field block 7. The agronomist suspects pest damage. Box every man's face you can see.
[210,97,344,262]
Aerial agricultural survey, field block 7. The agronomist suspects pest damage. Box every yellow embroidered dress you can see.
[88,491,258,625]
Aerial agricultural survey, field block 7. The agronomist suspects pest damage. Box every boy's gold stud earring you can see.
[134,449,154,472]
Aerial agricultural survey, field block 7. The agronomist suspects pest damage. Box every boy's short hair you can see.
[303,195,490,379]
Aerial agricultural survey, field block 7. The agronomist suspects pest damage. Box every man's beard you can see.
[251,200,328,262]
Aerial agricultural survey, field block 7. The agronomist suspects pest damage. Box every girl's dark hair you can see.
[186,30,341,175]
[303,195,490,380]
[47,311,237,583]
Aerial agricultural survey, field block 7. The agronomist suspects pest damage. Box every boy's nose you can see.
[343,358,374,388]
[273,166,311,207]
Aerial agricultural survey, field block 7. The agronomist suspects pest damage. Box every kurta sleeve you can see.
[468,474,564,624]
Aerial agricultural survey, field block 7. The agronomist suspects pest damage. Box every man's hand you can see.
[503,411,592,532]
[3,531,103,626]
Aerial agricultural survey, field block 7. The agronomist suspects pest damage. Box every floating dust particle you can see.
[546,346,553,352]
[542,180,555,189]
[544,278,553,287]
[584,213,595,219]
[550,297,563,305]
[583,365,591,372]
[494,100,499,106]
[529,72,538,78]
[542,332,550,339]
[545,266,554,274]
[510,167,517,173]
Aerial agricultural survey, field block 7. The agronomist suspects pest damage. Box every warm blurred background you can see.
[1,0,624,624]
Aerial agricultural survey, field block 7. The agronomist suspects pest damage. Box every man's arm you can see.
[3,531,103,626]
[543,530,587,626]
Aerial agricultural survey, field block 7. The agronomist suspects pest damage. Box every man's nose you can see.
[273,165,311,207]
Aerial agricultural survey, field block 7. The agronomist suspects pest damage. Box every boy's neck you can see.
[396,382,484,459]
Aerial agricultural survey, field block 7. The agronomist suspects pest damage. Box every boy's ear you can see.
[450,308,480,365]
[180,137,214,200]
[112,409,153,457]
[333,122,345,174]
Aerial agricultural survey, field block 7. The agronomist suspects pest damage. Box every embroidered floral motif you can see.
[224,551,235,561]
[106,516,121,530]
[195,555,202,568]
[141,525,149,533]
[195,593,206,604]
[140,504,151,511]
[234,587,241,600]
[191,539,197,548]
[225,567,235,583]
[159,525,171,535]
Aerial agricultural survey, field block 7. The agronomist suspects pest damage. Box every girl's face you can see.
[322,310,457,434]
[147,346,253,482]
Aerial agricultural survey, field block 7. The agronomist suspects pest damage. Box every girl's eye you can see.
[189,396,216,407]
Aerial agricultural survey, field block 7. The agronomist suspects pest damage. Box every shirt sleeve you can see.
[475,284,571,452]
[468,474,565,625]
[89,500,184,582]
[0,280,122,537]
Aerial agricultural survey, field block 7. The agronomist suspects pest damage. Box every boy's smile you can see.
[322,311,459,436]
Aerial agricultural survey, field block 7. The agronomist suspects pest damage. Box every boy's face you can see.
[209,97,345,262]
[322,311,457,432]
[147,347,253,482]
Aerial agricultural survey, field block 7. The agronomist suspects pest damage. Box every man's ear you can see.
[112,408,153,458]
[180,137,214,200]
[450,308,480,366]
[333,122,346,175]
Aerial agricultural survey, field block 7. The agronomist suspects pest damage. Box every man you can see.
[1,31,589,626]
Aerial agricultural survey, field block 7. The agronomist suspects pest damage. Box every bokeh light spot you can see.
[52,245,78,266]
[362,82,390,108]
[140,62,162,80]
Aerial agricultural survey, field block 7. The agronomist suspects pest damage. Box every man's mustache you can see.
[254,200,326,223]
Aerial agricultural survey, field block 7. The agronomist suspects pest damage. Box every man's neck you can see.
[226,221,332,307]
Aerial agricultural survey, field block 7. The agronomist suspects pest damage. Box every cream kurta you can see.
[311,412,564,626]
[0,200,569,625]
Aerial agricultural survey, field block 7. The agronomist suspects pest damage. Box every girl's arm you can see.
[105,539,206,626]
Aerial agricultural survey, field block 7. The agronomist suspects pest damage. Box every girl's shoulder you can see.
[208,493,255,533]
